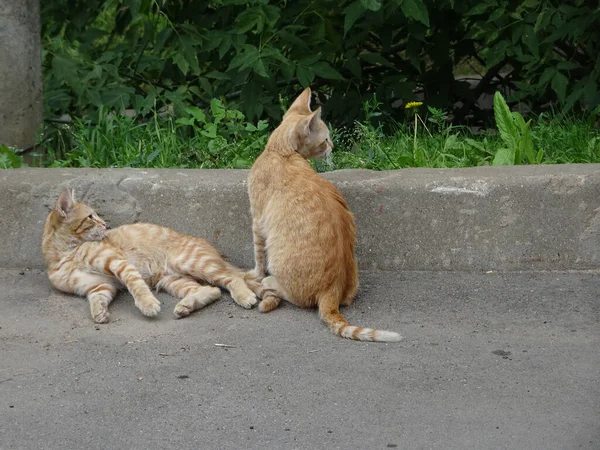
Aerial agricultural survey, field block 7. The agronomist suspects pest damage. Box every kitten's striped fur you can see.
[248,88,402,342]
[42,188,260,323]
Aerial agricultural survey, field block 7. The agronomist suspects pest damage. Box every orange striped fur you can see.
[247,87,402,342]
[42,188,260,323]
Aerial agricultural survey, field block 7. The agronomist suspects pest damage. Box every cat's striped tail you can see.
[318,302,402,343]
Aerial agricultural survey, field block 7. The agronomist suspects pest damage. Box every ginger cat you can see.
[248,87,402,342]
[42,188,259,323]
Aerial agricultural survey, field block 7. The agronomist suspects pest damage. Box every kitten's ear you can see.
[290,107,322,150]
[308,107,322,132]
[298,107,322,136]
[56,188,75,218]
[285,87,312,116]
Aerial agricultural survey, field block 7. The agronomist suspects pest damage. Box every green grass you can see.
[6,100,600,170]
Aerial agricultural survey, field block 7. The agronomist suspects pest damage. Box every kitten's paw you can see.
[90,299,110,323]
[137,296,161,317]
[173,287,221,319]
[92,309,110,323]
[258,295,281,313]
[233,290,258,309]
[173,303,192,319]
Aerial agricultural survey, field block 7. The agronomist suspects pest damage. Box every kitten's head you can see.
[282,87,333,159]
[52,188,110,242]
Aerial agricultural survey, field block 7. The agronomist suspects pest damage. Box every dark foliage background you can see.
[41,0,600,126]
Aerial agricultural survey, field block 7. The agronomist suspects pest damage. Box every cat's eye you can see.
[87,214,93,220]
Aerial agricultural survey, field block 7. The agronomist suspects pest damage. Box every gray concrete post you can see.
[0,0,42,148]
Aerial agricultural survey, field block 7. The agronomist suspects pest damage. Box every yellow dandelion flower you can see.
[405,101,423,109]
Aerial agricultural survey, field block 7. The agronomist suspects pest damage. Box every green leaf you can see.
[312,62,344,80]
[278,29,308,48]
[492,148,515,166]
[344,1,365,36]
[359,52,395,69]
[400,0,430,27]
[205,71,230,80]
[551,72,568,103]
[0,145,22,168]
[253,58,269,78]
[296,65,315,87]
[235,7,264,34]
[466,3,491,16]
[536,148,544,164]
[522,25,539,58]
[173,52,189,75]
[361,0,381,11]
[185,106,206,124]
[538,67,556,87]
[493,91,518,150]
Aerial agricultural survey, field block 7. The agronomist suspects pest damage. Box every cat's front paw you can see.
[232,290,258,309]
[136,295,161,317]
[173,303,192,319]
[90,299,110,323]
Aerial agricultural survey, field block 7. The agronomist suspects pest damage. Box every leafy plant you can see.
[0,146,23,168]
[492,92,542,166]
[40,0,600,129]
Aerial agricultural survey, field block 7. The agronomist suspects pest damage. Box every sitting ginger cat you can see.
[42,188,259,323]
[247,87,402,342]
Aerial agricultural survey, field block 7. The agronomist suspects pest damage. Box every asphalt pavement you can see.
[1,269,598,450]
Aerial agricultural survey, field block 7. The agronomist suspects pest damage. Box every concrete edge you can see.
[1,165,599,271]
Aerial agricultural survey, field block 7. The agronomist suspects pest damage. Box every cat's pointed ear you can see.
[308,107,322,132]
[56,188,75,218]
[286,87,312,116]
[298,107,322,136]
[290,107,322,150]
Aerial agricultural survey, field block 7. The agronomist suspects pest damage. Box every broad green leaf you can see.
[400,0,430,27]
[493,91,518,150]
[488,7,505,22]
[551,72,568,103]
[296,65,315,87]
[278,30,308,48]
[538,67,556,87]
[253,58,269,78]
[536,148,544,164]
[173,53,189,75]
[345,58,362,78]
[466,3,491,15]
[361,0,381,11]
[563,86,583,113]
[344,1,365,35]
[235,7,264,34]
[359,52,395,69]
[205,71,230,80]
[520,121,535,164]
[312,61,344,80]
[522,25,539,58]
[185,106,206,124]
[492,147,515,166]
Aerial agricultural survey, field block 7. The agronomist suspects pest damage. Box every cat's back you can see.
[106,223,180,250]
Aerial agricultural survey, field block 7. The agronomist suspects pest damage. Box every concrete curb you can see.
[1,165,599,271]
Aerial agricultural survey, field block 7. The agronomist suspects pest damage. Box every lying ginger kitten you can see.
[42,188,259,323]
